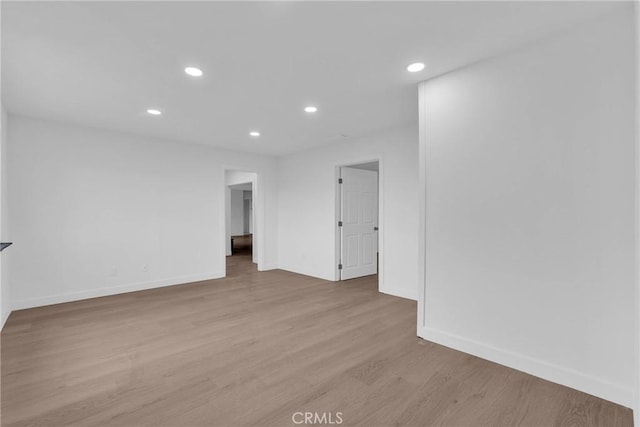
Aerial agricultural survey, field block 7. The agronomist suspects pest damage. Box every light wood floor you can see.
[1,251,633,427]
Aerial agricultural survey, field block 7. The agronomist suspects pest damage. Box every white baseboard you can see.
[12,272,224,311]
[278,265,418,301]
[277,264,335,281]
[418,326,634,410]
[258,263,278,272]
[379,286,417,301]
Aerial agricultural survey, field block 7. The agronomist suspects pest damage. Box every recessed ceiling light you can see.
[249,131,260,137]
[304,106,318,113]
[147,109,162,115]
[407,62,425,73]
[184,67,203,77]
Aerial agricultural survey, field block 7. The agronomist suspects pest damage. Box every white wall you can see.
[0,105,10,329]
[229,189,244,236]
[1,0,11,329]
[277,126,418,300]
[635,3,640,424]
[636,3,640,425]
[243,191,253,234]
[418,8,636,409]
[8,115,278,309]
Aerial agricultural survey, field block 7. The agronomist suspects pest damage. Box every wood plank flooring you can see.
[1,253,633,427]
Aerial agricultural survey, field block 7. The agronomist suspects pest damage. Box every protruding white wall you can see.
[635,3,640,424]
[244,191,253,234]
[418,8,636,408]
[0,105,10,329]
[277,126,418,300]
[8,115,278,309]
[229,189,244,236]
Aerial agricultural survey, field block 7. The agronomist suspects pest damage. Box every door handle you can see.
[374,227,379,231]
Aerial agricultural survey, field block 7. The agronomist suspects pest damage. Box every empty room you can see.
[0,1,638,426]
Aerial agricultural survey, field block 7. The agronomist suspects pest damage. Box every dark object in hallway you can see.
[230,234,252,256]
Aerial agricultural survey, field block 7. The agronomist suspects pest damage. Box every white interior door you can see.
[340,167,378,280]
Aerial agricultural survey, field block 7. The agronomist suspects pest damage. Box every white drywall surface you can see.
[8,115,278,309]
[277,126,418,300]
[418,8,636,408]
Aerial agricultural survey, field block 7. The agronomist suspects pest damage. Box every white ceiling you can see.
[229,183,253,191]
[1,1,622,156]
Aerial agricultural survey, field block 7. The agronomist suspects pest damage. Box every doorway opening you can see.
[224,169,257,276]
[336,160,381,289]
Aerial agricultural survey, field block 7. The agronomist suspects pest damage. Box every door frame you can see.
[334,157,384,291]
[221,167,264,276]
